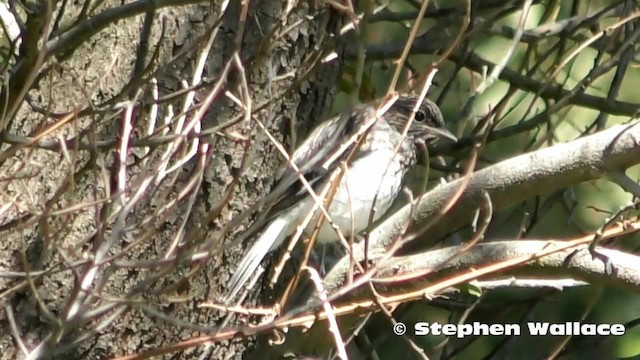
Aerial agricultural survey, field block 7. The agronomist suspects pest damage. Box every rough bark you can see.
[0,1,342,359]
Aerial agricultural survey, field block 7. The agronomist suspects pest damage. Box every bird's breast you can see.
[313,145,409,243]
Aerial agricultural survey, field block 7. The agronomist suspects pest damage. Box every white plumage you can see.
[223,96,455,304]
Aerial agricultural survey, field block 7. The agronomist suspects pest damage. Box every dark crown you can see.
[384,95,456,143]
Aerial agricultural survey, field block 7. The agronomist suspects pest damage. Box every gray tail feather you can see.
[223,217,288,304]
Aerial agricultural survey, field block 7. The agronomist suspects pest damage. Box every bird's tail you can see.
[223,216,288,304]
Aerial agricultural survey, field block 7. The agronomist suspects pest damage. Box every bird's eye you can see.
[414,110,426,122]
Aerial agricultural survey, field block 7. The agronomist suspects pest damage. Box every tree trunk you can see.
[0,1,342,359]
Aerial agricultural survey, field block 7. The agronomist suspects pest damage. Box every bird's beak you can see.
[425,126,458,143]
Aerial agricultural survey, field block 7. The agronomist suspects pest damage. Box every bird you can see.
[223,94,457,304]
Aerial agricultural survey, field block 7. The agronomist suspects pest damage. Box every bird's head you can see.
[384,94,457,144]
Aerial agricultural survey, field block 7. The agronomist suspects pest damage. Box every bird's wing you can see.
[227,104,376,247]
[265,104,376,216]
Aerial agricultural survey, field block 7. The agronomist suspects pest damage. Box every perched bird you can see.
[224,94,456,303]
